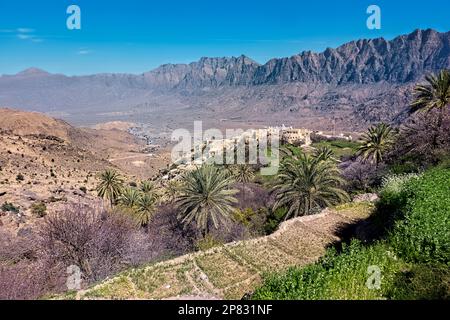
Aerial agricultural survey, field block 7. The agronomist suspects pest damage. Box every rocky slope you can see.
[147,29,450,88]
[0,109,170,234]
[253,29,449,85]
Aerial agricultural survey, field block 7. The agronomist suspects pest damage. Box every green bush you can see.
[31,201,47,217]
[264,207,286,235]
[252,241,403,300]
[390,168,450,264]
[387,153,424,174]
[1,202,19,213]
[380,173,421,196]
[233,208,257,227]
[371,173,420,235]
[252,167,449,300]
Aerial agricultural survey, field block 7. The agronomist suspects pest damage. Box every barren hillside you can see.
[0,109,170,233]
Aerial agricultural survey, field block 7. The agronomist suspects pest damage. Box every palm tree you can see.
[135,193,157,227]
[118,187,141,208]
[176,165,238,236]
[229,164,255,203]
[163,179,182,203]
[357,123,394,168]
[313,146,336,162]
[411,69,450,145]
[96,169,124,206]
[140,180,155,194]
[272,154,349,220]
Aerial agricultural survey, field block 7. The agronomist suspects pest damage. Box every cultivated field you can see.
[69,202,374,300]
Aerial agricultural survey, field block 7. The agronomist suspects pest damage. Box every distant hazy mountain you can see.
[0,29,448,129]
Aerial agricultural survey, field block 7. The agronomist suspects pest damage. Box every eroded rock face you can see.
[0,29,448,129]
[144,29,450,89]
[253,29,449,85]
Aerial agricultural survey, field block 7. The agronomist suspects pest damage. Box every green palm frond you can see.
[176,165,238,234]
[118,187,141,208]
[229,164,255,183]
[96,169,124,206]
[163,179,182,203]
[134,193,157,226]
[272,154,349,219]
[313,146,336,162]
[411,70,450,113]
[357,123,394,166]
[139,180,155,194]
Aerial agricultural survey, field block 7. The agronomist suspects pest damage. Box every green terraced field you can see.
[68,202,373,300]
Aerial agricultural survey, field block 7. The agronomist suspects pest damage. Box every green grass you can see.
[389,168,450,264]
[311,140,360,159]
[333,201,375,220]
[252,241,404,300]
[252,167,450,300]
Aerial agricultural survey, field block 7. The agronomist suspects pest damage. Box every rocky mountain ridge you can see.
[0,29,448,129]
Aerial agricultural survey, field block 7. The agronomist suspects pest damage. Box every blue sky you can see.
[0,0,449,75]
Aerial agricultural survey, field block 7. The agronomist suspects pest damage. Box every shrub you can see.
[380,173,421,196]
[195,234,223,251]
[387,110,450,169]
[233,208,257,226]
[31,202,47,218]
[0,229,63,300]
[341,160,386,193]
[0,261,59,300]
[264,207,286,235]
[38,204,142,282]
[1,202,19,213]
[16,174,25,182]
[232,207,269,237]
[372,173,421,236]
[144,205,196,259]
[388,159,421,174]
[79,186,87,194]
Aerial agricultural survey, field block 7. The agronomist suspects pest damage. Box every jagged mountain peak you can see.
[252,28,449,85]
[142,28,449,88]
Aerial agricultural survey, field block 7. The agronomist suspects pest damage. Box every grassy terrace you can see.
[311,140,361,159]
[61,201,374,300]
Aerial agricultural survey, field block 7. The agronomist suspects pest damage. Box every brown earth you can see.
[0,108,171,233]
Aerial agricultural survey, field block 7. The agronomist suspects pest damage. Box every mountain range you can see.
[0,28,449,130]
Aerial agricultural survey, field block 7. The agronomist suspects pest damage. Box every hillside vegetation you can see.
[60,202,373,300]
[252,168,450,300]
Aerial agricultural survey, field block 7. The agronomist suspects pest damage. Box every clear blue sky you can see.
[0,0,449,75]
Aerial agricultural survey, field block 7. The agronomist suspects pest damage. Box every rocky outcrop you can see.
[252,29,450,85]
